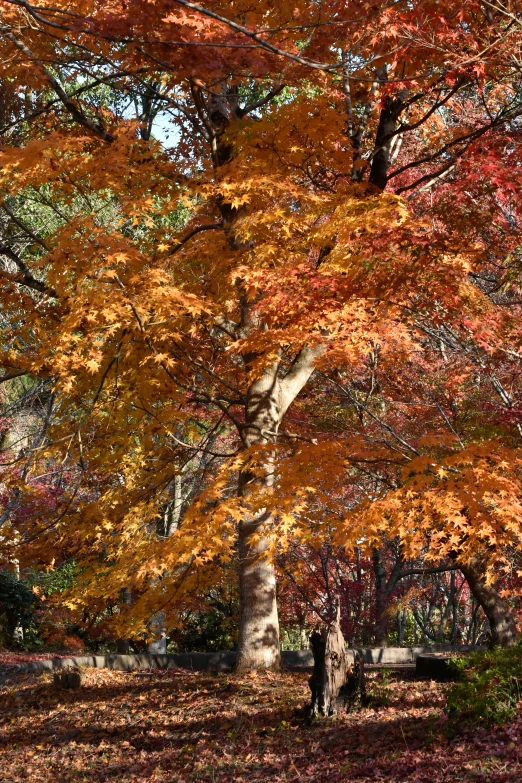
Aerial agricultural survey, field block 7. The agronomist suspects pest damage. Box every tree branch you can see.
[279,343,326,417]
[168,222,222,255]
[1,202,49,250]
[0,27,115,143]
[0,241,56,297]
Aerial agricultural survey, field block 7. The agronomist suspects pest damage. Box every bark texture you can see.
[369,93,406,189]
[189,83,326,672]
[235,348,324,672]
[236,515,281,671]
[460,556,518,647]
[372,548,390,646]
[235,364,282,672]
[309,606,366,716]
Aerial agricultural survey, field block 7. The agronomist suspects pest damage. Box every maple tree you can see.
[1,0,522,668]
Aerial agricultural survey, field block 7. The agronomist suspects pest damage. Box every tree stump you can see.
[309,606,366,716]
[53,668,83,690]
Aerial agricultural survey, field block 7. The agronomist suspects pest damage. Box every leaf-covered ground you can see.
[0,651,74,666]
[1,666,521,782]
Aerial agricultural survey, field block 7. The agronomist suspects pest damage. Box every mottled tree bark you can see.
[369,92,406,189]
[235,363,282,672]
[189,82,327,672]
[235,347,324,672]
[236,513,281,671]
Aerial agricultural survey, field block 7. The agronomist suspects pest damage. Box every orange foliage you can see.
[1,0,522,642]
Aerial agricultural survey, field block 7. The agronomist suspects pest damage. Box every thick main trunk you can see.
[235,366,282,672]
[369,92,406,189]
[236,515,281,671]
[235,347,325,671]
[460,557,518,647]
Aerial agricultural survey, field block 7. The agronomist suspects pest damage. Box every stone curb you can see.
[7,646,482,674]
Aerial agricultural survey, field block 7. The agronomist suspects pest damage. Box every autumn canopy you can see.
[1,0,522,668]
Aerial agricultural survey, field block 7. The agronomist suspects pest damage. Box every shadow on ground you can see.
[1,668,521,782]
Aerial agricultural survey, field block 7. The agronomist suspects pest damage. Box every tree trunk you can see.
[309,606,366,716]
[117,587,132,654]
[460,557,518,647]
[450,569,458,645]
[148,474,184,655]
[368,81,407,190]
[235,346,324,671]
[397,609,406,645]
[203,98,325,672]
[235,364,282,672]
[236,515,281,671]
[147,612,167,654]
[372,548,390,646]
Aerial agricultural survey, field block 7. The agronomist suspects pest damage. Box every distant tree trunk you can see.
[117,587,132,654]
[309,605,366,716]
[450,570,458,645]
[147,612,167,655]
[148,474,183,655]
[460,556,518,647]
[396,609,406,645]
[372,548,390,645]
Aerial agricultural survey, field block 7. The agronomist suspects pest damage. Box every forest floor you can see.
[1,664,521,782]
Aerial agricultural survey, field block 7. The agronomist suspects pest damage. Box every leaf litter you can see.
[0,667,521,782]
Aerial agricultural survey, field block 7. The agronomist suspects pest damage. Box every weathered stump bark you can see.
[309,608,366,716]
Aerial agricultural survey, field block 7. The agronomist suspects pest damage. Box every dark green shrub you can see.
[169,606,238,652]
[446,646,522,728]
[168,585,238,652]
[0,570,36,645]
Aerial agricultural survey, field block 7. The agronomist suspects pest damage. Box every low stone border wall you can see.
[359,645,481,665]
[9,646,481,674]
